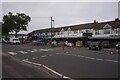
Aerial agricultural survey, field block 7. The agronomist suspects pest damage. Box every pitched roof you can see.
[28,18,120,35]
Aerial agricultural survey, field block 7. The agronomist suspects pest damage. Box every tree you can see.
[2,12,31,39]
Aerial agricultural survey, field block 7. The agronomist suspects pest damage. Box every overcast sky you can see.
[1,2,119,34]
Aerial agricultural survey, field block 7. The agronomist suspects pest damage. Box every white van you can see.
[10,38,21,44]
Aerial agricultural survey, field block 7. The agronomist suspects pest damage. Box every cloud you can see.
[1,0,120,2]
[2,2,118,34]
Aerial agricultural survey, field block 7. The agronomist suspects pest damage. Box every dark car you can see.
[101,41,111,48]
[89,41,102,50]
[31,39,46,46]
[87,41,91,47]
[116,42,120,49]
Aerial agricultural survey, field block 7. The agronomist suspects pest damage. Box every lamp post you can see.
[50,17,55,40]
[52,19,55,36]
[50,17,53,41]
[52,20,54,28]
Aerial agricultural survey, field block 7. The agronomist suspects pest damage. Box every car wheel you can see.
[89,47,91,50]
[98,47,100,50]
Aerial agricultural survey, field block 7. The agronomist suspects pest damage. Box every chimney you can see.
[94,20,98,23]
[115,18,119,21]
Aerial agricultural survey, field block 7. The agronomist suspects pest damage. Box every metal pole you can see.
[51,17,52,41]
[52,20,54,28]
[51,17,52,29]
[52,20,54,36]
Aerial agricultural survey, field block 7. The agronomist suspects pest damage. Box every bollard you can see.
[61,42,64,50]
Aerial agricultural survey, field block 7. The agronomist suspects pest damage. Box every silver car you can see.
[116,42,120,49]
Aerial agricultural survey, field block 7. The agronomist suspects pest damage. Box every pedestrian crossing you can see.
[7,48,118,63]
[8,52,17,56]
[18,51,28,54]
[8,48,52,56]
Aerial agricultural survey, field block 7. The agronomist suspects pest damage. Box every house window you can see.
[95,30,99,35]
[86,29,90,33]
[104,29,111,34]
[103,24,112,34]
[56,32,58,35]
[117,28,120,34]
[74,30,77,34]
[60,28,64,34]
[67,28,71,34]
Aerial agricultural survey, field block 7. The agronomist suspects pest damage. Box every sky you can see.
[1,1,119,34]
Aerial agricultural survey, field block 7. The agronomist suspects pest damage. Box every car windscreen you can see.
[118,42,120,44]
[13,39,19,41]
[91,42,100,45]
[102,41,109,44]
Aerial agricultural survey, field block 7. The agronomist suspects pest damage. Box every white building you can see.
[28,18,120,46]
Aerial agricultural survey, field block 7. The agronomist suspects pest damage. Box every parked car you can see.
[2,39,9,44]
[87,41,91,47]
[31,39,46,46]
[89,41,102,50]
[67,43,74,47]
[51,40,57,47]
[101,41,111,48]
[10,38,21,44]
[116,42,120,49]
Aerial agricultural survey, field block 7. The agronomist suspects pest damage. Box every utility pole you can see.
[51,17,53,41]
[52,20,55,37]
[52,20,54,28]
[51,17,52,29]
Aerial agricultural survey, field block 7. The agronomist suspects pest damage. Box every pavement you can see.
[2,49,53,78]
[0,43,2,79]
[2,43,119,79]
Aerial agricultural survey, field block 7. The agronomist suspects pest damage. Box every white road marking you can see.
[58,53,118,63]
[40,49,49,51]
[84,57,95,60]
[18,51,28,54]
[32,57,39,59]
[96,59,103,61]
[8,52,17,56]
[78,55,85,58]
[66,52,69,53]
[33,49,37,51]
[56,53,60,54]
[41,55,47,58]
[28,50,36,53]
[22,59,73,79]
[24,59,29,61]
[42,65,63,77]
[105,60,118,63]
[110,52,113,54]
[49,54,52,56]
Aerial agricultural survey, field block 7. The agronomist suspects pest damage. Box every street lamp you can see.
[50,17,55,41]
[52,20,54,28]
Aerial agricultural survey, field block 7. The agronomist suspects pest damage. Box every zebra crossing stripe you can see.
[40,49,50,51]
[8,52,17,55]
[18,51,28,54]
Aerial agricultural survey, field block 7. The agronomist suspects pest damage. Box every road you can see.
[0,43,2,79]
[2,43,119,79]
